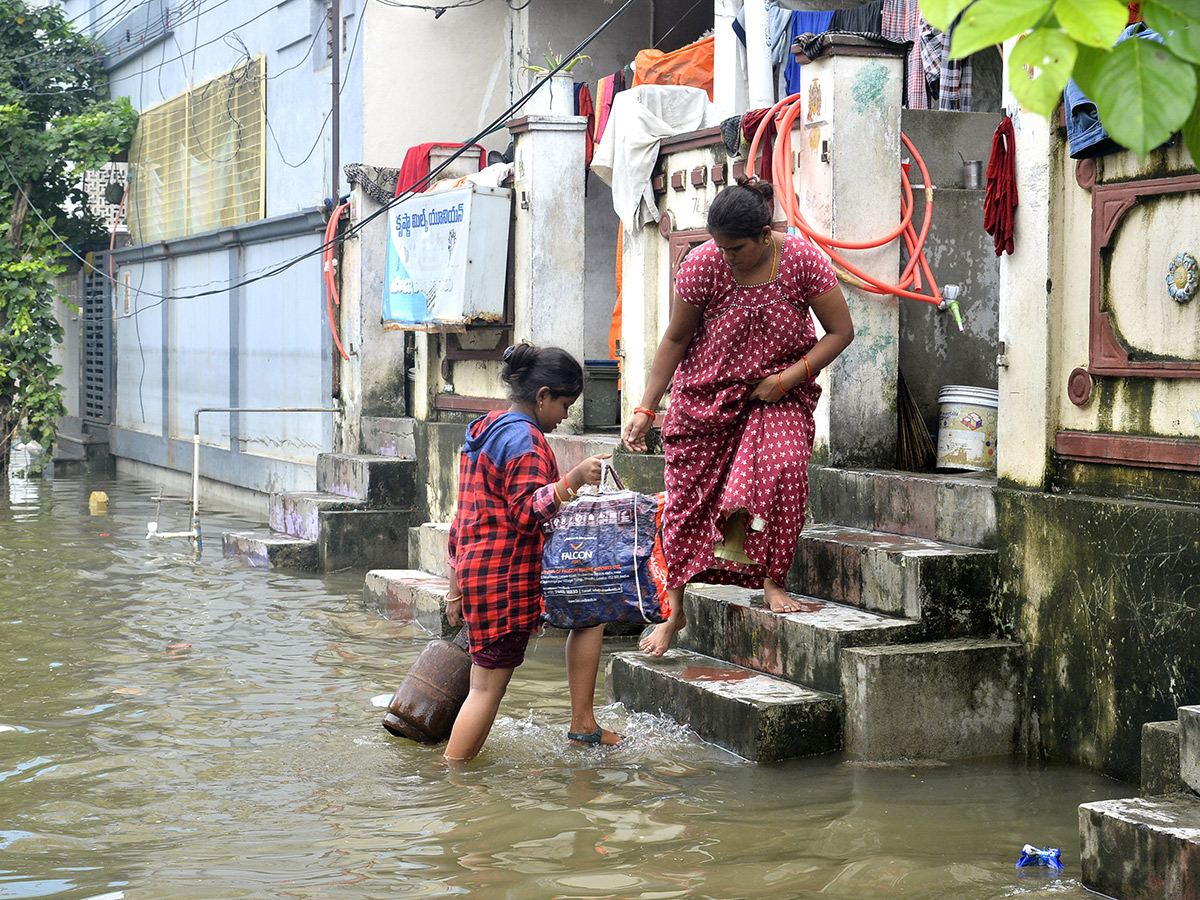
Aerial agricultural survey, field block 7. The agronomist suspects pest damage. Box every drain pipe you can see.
[190,406,342,549]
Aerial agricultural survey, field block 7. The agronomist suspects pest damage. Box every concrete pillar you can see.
[618,224,663,427]
[997,42,1054,488]
[743,0,775,109]
[509,114,588,431]
[713,0,747,120]
[793,37,906,467]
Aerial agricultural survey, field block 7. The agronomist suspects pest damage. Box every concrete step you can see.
[223,531,318,571]
[268,491,361,540]
[607,649,843,762]
[320,508,421,571]
[1181,705,1200,794]
[1142,720,1183,796]
[840,637,1022,761]
[408,521,451,577]
[678,583,920,694]
[790,523,999,634]
[316,453,418,507]
[361,417,416,458]
[808,466,997,549]
[1080,794,1200,900]
[364,568,452,636]
[546,433,621,474]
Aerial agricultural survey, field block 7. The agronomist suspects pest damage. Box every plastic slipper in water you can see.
[567,727,626,746]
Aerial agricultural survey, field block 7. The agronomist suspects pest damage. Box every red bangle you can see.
[803,356,812,381]
[634,406,657,421]
[777,372,787,394]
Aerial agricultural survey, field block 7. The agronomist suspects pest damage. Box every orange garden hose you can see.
[745,93,963,329]
[324,202,351,361]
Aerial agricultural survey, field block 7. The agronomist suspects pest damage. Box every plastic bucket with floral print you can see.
[936,385,998,472]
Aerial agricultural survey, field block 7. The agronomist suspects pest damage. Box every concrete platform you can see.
[268,491,360,541]
[1080,794,1200,900]
[791,523,998,635]
[408,522,451,577]
[1143,720,1183,796]
[360,417,416,458]
[364,569,451,635]
[841,638,1022,761]
[320,508,419,571]
[222,531,318,571]
[678,583,920,694]
[1181,706,1200,794]
[316,453,417,507]
[808,466,997,548]
[607,649,843,762]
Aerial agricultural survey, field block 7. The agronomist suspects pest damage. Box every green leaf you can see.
[1182,96,1200,168]
[1074,39,1199,155]
[1143,0,1200,65]
[949,0,1054,60]
[1009,27,1080,117]
[919,0,974,32]
[1054,0,1129,48]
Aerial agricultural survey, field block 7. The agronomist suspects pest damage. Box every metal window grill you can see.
[82,257,112,424]
[128,57,266,243]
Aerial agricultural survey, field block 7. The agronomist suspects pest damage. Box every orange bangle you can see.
[777,372,787,394]
[803,356,812,381]
[634,406,657,421]
[553,480,567,504]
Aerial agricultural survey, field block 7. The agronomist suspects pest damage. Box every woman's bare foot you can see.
[639,609,685,657]
[764,578,802,613]
[567,726,626,747]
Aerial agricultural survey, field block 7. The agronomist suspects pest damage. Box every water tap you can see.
[939,284,964,332]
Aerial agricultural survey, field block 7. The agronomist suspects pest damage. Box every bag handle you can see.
[597,457,626,493]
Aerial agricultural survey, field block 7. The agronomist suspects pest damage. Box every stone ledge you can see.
[607,649,843,762]
[1080,794,1200,900]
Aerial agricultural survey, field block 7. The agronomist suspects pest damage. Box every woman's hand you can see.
[750,371,791,404]
[566,453,612,491]
[622,411,654,452]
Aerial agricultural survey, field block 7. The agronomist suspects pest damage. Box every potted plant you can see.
[524,48,588,116]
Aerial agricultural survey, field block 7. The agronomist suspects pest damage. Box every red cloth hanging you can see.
[394,142,486,197]
[575,82,596,169]
[983,115,1017,256]
[741,108,777,183]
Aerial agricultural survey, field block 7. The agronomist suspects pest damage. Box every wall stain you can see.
[852,62,889,116]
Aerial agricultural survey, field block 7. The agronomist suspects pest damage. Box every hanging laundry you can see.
[732,1,796,64]
[784,11,835,95]
[741,107,777,183]
[1064,23,1168,158]
[575,82,596,169]
[592,84,711,229]
[882,0,927,109]
[829,0,884,35]
[593,70,627,150]
[983,115,1017,256]
[394,142,486,197]
[918,20,973,110]
[632,36,715,100]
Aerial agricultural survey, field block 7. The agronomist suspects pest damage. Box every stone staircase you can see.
[222,417,422,571]
[50,418,115,477]
[609,466,1022,762]
[1078,705,1200,899]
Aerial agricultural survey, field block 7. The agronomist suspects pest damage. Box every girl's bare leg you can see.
[763,576,802,613]
[443,664,514,762]
[565,625,623,745]
[638,586,686,657]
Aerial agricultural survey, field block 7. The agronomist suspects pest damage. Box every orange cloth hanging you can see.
[631,36,714,101]
[608,230,623,364]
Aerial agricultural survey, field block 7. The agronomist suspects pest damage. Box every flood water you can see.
[0,465,1135,900]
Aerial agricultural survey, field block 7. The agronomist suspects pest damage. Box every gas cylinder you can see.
[381,626,471,744]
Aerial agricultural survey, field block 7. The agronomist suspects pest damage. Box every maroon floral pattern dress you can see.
[662,234,838,589]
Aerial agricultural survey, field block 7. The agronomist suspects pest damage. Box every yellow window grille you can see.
[128,57,266,243]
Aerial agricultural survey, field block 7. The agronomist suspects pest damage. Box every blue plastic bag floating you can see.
[541,467,669,629]
[1016,844,1063,870]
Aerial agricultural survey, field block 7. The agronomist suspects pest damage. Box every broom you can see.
[896,370,935,471]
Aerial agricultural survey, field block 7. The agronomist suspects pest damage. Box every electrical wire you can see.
[4,0,645,316]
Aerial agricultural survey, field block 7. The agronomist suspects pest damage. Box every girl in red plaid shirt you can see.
[443,343,615,762]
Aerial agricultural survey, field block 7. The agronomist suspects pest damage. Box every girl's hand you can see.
[566,453,612,491]
[445,597,464,627]
[622,411,654,452]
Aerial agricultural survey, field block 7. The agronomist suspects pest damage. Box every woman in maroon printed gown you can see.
[622,179,854,656]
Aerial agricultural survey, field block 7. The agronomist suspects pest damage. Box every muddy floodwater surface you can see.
[0,469,1134,899]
